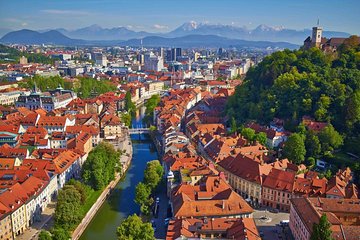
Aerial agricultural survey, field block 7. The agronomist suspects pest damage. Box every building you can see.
[290,197,360,240]
[144,52,164,71]
[171,175,253,219]
[0,90,31,106]
[15,85,77,111]
[19,56,28,65]
[94,53,107,66]
[0,202,13,240]
[218,155,272,206]
[303,24,360,51]
[166,217,260,240]
[262,168,295,212]
[37,116,75,134]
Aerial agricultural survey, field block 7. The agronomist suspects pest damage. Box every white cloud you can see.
[41,9,90,16]
[21,22,28,26]
[153,24,169,30]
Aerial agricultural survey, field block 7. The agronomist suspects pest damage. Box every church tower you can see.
[311,20,323,48]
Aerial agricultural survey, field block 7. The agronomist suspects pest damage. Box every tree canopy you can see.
[116,214,155,240]
[310,214,333,240]
[54,185,82,230]
[82,142,121,190]
[226,42,360,140]
[283,133,306,164]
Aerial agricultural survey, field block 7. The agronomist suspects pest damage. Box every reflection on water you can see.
[79,107,157,240]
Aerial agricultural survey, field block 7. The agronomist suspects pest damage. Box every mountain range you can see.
[0,22,352,44]
[0,29,298,49]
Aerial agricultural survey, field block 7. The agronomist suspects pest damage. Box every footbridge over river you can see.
[128,124,150,134]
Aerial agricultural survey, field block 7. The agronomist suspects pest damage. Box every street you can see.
[253,209,293,240]
[153,179,169,239]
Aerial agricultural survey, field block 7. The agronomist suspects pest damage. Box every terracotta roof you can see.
[171,176,253,218]
[263,168,295,192]
[166,217,260,240]
[290,197,360,240]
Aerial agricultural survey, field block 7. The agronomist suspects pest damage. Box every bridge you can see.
[128,124,150,135]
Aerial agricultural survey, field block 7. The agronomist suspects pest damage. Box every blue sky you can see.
[0,0,359,34]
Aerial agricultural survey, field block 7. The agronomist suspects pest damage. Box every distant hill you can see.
[37,22,352,44]
[0,29,86,45]
[56,24,154,41]
[121,35,299,49]
[0,29,298,49]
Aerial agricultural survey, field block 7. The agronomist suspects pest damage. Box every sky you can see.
[0,0,359,34]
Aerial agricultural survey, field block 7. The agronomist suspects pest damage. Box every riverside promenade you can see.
[72,134,133,240]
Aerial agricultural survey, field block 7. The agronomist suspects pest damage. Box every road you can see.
[153,179,169,239]
[253,209,293,240]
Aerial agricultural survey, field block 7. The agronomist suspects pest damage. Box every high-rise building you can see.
[144,52,164,71]
[94,53,108,66]
[172,48,182,61]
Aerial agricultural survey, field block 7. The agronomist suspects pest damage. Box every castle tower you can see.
[311,20,323,48]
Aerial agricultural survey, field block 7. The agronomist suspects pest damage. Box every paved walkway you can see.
[17,201,56,240]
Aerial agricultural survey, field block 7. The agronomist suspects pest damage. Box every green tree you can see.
[144,94,160,124]
[51,228,71,240]
[305,131,321,158]
[116,214,155,240]
[82,142,121,190]
[67,179,91,204]
[241,128,256,141]
[54,185,82,230]
[346,90,360,129]
[143,160,163,190]
[318,125,343,153]
[121,112,132,127]
[283,133,306,164]
[135,182,153,215]
[307,157,316,168]
[255,132,267,145]
[310,214,333,240]
[230,117,237,134]
[38,230,52,240]
[125,91,136,113]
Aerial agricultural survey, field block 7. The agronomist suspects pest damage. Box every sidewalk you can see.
[17,201,56,240]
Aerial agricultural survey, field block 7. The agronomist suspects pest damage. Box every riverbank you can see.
[72,135,133,240]
[79,105,159,240]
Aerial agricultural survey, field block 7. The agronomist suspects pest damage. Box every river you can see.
[79,106,158,240]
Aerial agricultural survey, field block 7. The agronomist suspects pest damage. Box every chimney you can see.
[222,200,225,210]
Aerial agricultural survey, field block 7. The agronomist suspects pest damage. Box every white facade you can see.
[144,52,164,71]
[0,90,30,106]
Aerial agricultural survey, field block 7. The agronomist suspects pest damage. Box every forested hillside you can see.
[0,44,54,64]
[226,36,360,178]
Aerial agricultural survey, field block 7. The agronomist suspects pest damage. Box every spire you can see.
[317,18,320,26]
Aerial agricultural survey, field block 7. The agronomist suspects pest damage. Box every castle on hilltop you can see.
[303,22,359,52]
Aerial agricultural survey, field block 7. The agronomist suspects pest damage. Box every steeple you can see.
[31,81,40,95]
[311,19,323,48]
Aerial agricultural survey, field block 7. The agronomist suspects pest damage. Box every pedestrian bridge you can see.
[128,128,150,134]
[128,124,150,134]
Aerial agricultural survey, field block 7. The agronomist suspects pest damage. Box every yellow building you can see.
[0,205,13,240]
[218,155,272,206]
